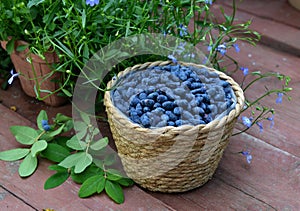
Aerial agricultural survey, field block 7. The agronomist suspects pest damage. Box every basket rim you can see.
[104,60,245,132]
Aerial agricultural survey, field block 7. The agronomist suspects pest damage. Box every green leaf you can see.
[80,113,91,125]
[58,152,85,169]
[44,172,69,190]
[106,169,123,181]
[62,88,72,97]
[27,0,46,8]
[19,154,38,177]
[74,153,93,174]
[10,126,39,145]
[37,110,48,131]
[16,45,28,52]
[6,39,15,55]
[78,175,105,198]
[31,140,47,157]
[48,164,68,172]
[0,148,30,161]
[105,180,124,204]
[97,176,106,193]
[41,143,70,162]
[66,136,87,150]
[71,164,103,184]
[55,113,72,123]
[104,154,117,166]
[48,124,65,137]
[73,121,88,139]
[90,137,108,151]
[116,178,134,187]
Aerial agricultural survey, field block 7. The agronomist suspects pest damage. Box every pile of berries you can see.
[112,64,236,128]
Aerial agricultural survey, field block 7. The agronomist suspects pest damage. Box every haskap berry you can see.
[112,64,236,128]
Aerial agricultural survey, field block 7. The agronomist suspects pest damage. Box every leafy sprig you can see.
[0,110,133,204]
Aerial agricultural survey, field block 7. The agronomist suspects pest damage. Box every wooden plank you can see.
[0,104,175,210]
[150,131,300,210]
[219,0,300,29]
[0,187,36,211]
[212,1,300,55]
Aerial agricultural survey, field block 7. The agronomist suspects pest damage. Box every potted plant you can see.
[0,0,164,105]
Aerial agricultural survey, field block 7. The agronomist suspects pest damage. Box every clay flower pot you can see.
[1,40,67,106]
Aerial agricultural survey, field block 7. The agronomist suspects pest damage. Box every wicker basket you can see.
[104,61,244,192]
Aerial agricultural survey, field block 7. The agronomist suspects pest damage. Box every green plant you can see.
[0,110,133,204]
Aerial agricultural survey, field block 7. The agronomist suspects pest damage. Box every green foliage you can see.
[0,110,133,204]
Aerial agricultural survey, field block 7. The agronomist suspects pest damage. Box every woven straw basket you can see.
[104,61,244,192]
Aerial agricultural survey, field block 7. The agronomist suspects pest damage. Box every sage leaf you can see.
[71,164,103,184]
[90,137,108,151]
[48,164,68,172]
[58,152,85,169]
[19,154,38,177]
[74,153,93,174]
[105,180,124,204]
[66,136,87,150]
[37,110,48,131]
[10,126,39,145]
[117,178,134,187]
[48,124,65,137]
[41,143,70,162]
[106,169,123,181]
[78,175,105,198]
[31,140,47,157]
[44,172,69,190]
[0,148,30,161]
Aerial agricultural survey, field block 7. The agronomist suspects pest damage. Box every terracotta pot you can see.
[1,40,67,106]
[289,0,300,10]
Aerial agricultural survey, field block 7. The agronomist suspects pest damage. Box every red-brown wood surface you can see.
[1,0,300,210]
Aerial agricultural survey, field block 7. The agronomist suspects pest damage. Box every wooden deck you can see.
[1,0,300,210]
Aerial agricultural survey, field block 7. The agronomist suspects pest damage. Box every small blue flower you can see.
[240,150,252,164]
[267,114,275,128]
[233,43,240,53]
[41,120,51,131]
[242,116,252,128]
[256,122,263,133]
[175,42,186,55]
[276,92,283,104]
[178,24,188,37]
[205,0,212,5]
[86,0,99,6]
[8,69,19,85]
[168,55,177,64]
[216,43,227,56]
[207,45,212,52]
[240,67,249,76]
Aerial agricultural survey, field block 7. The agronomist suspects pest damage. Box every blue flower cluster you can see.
[112,64,236,128]
[86,0,99,6]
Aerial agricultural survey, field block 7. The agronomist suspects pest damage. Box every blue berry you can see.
[161,114,170,122]
[191,87,206,95]
[220,80,230,88]
[143,106,151,113]
[165,111,177,122]
[173,107,182,116]
[130,96,140,107]
[190,82,202,89]
[162,101,175,110]
[156,121,167,127]
[157,95,168,103]
[139,92,147,100]
[153,102,161,109]
[167,121,175,126]
[175,119,183,126]
[148,92,159,100]
[140,114,151,128]
[141,99,155,108]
